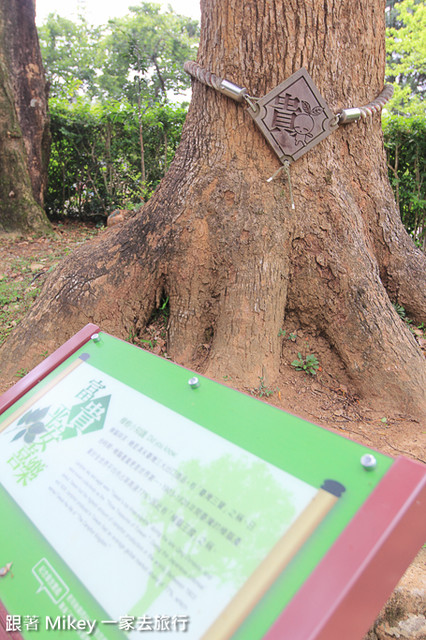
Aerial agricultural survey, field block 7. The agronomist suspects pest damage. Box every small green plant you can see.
[148,294,169,329]
[278,328,297,341]
[253,376,278,398]
[393,302,413,325]
[393,302,406,319]
[291,350,320,376]
[15,368,28,378]
[140,338,157,350]
[0,275,41,346]
[159,296,169,323]
[392,303,425,338]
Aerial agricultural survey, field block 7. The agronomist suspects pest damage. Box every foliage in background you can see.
[38,3,199,103]
[383,113,426,250]
[385,0,425,115]
[46,97,187,218]
[98,4,198,103]
[38,13,102,99]
[38,2,197,219]
[39,1,425,241]
[383,0,425,251]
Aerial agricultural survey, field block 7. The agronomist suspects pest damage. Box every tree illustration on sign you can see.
[10,407,50,443]
[130,453,297,615]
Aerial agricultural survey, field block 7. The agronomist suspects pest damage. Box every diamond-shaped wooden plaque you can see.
[248,68,338,163]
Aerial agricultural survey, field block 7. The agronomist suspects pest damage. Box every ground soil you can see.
[0,219,424,474]
[0,219,424,637]
[0,220,99,351]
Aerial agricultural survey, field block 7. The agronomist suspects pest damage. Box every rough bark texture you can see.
[365,549,426,639]
[0,0,51,233]
[0,0,425,417]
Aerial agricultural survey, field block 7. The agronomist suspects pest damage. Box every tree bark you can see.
[0,0,425,417]
[0,0,51,234]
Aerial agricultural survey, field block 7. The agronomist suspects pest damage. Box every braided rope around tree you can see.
[183,60,394,199]
[183,60,394,123]
[183,61,225,94]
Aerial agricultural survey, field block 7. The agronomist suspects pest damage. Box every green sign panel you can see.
[0,330,417,640]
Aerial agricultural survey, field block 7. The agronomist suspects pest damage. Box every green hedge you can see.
[45,98,187,220]
[383,113,426,250]
[45,98,425,249]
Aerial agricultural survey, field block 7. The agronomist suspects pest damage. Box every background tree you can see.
[38,4,199,104]
[383,114,426,251]
[98,3,198,103]
[0,0,51,234]
[1,0,425,419]
[383,0,425,251]
[37,12,101,99]
[385,0,426,114]
[95,3,198,187]
[37,3,198,212]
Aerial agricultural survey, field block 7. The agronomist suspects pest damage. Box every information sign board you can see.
[0,325,425,640]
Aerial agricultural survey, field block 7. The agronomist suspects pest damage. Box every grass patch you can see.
[0,274,41,346]
[0,221,100,347]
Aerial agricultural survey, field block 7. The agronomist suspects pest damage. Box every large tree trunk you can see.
[0,0,425,417]
[0,0,51,234]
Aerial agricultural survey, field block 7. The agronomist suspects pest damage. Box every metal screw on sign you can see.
[91,333,101,343]
[0,562,12,577]
[188,376,200,389]
[361,454,377,470]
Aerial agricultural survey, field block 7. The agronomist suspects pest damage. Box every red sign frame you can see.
[0,324,424,640]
